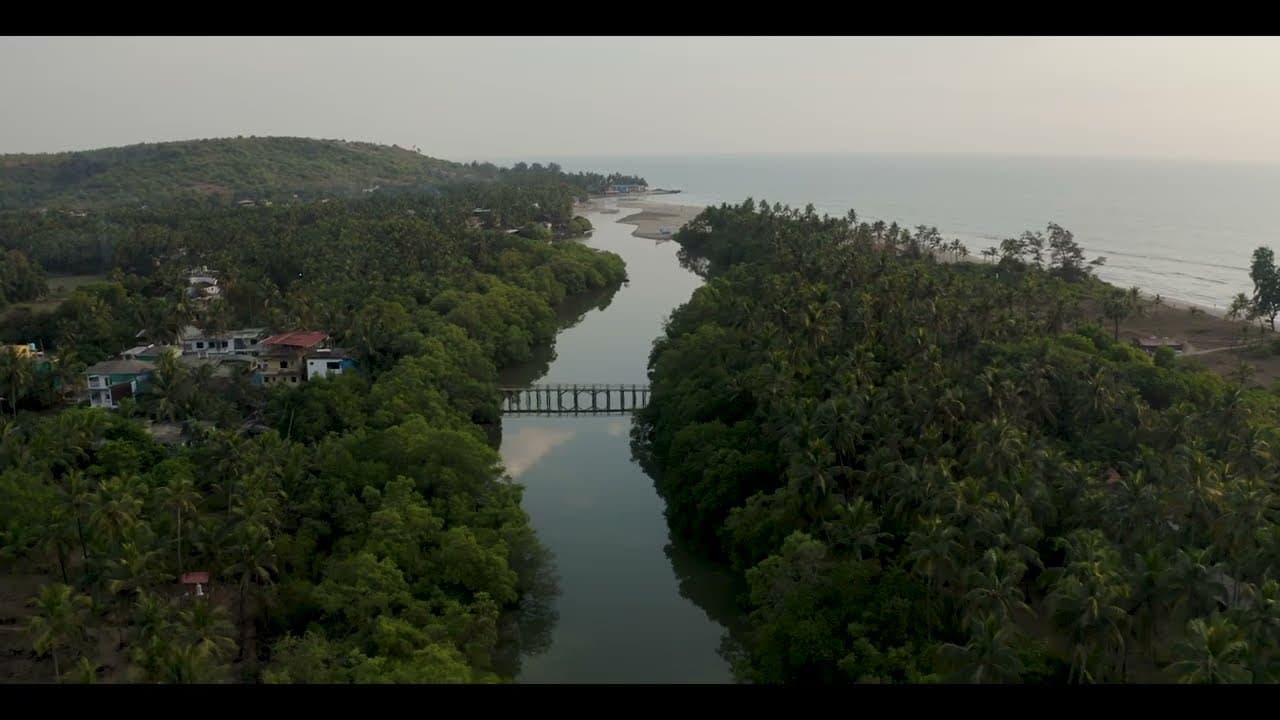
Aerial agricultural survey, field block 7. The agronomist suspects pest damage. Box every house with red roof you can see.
[254,331,330,386]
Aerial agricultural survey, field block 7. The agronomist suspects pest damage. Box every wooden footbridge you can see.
[499,384,650,416]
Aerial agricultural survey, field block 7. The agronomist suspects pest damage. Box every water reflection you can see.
[494,209,738,683]
[663,532,750,681]
[500,284,622,388]
[493,528,561,679]
[502,425,577,480]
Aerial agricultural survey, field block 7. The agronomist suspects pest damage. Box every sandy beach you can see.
[579,197,705,241]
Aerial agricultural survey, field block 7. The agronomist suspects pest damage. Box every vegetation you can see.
[0,137,647,213]
[0,166,628,683]
[0,249,48,309]
[634,199,1280,684]
[1250,247,1280,332]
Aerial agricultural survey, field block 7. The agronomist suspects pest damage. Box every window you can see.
[290,376,298,383]
[196,341,205,349]
[280,361,289,369]
[327,361,341,370]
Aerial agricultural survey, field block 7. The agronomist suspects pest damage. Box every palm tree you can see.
[224,520,278,658]
[0,346,34,416]
[1167,616,1252,683]
[1047,531,1131,683]
[907,515,963,631]
[178,601,237,663]
[50,345,85,398]
[54,469,96,563]
[132,591,175,645]
[65,657,101,684]
[149,352,193,423]
[156,473,201,576]
[105,542,163,598]
[90,476,143,547]
[1100,285,1141,340]
[161,641,229,683]
[937,612,1025,683]
[826,497,888,562]
[27,583,93,679]
[963,548,1033,624]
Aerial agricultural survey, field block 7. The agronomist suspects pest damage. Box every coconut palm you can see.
[156,473,200,576]
[1047,531,1131,683]
[1167,615,1252,683]
[964,548,1033,624]
[0,346,34,416]
[937,612,1025,683]
[26,583,92,679]
[224,519,278,658]
[178,601,237,662]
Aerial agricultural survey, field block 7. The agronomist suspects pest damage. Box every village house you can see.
[304,347,356,381]
[6,343,51,371]
[187,266,221,302]
[254,331,330,386]
[85,359,155,409]
[180,326,270,358]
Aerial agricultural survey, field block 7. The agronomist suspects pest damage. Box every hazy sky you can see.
[4,36,1280,164]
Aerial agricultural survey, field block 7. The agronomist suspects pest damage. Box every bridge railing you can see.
[498,383,651,415]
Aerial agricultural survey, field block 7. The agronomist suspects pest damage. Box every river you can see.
[496,204,741,683]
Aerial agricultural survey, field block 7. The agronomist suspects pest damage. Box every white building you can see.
[304,347,355,381]
[180,326,269,358]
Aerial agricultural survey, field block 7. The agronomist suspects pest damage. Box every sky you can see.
[4,36,1280,164]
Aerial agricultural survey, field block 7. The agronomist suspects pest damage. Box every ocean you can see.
[550,153,1280,311]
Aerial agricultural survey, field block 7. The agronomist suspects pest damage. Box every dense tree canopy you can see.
[0,170,627,683]
[635,199,1280,683]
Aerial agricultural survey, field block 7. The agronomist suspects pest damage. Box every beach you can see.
[579,198,704,241]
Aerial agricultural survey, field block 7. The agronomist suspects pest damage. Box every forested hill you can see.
[0,137,644,211]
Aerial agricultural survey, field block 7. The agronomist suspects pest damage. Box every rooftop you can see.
[181,325,268,340]
[122,344,180,358]
[305,347,353,360]
[262,331,328,348]
[85,359,156,376]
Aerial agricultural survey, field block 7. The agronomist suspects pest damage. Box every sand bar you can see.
[578,197,705,241]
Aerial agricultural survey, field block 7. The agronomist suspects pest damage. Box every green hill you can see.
[0,136,483,210]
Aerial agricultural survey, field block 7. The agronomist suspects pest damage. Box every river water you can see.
[497,205,741,683]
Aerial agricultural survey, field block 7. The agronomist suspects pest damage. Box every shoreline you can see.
[577,196,1274,381]
[581,197,1232,322]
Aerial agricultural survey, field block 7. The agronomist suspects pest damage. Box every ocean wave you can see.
[1089,247,1249,273]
